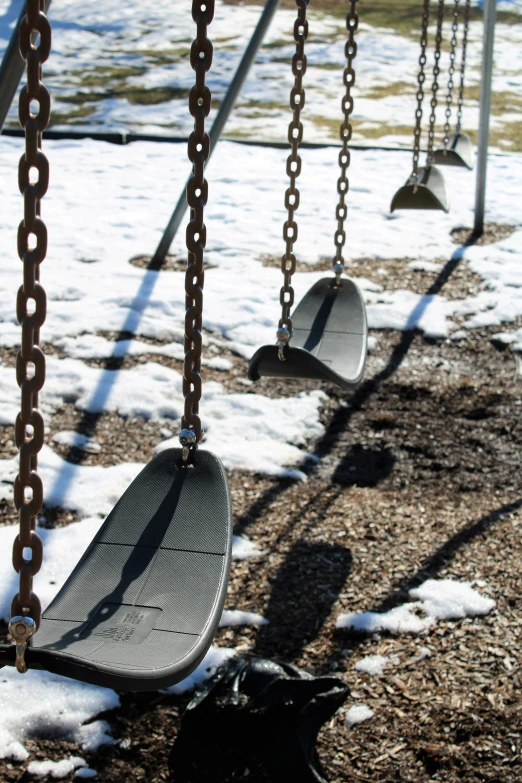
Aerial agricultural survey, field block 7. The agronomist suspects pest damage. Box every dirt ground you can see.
[1,226,521,782]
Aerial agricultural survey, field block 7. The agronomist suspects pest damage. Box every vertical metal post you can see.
[474,0,496,236]
[0,1,52,133]
[150,0,281,267]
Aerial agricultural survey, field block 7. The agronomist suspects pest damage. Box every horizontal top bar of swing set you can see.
[1,127,513,158]
[0,126,414,154]
[0,126,409,152]
[1,127,511,158]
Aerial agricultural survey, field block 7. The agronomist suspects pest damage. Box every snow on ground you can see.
[0,667,118,761]
[220,610,268,627]
[336,579,496,633]
[355,654,399,676]
[345,704,375,728]
[27,757,90,779]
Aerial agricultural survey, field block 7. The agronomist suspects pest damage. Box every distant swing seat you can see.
[0,449,232,692]
[390,165,449,213]
[432,132,474,170]
[248,277,367,391]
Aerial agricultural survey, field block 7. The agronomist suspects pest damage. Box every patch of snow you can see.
[0,668,118,761]
[74,721,114,752]
[344,704,374,727]
[336,579,495,634]
[232,535,264,560]
[52,431,101,454]
[74,770,97,780]
[220,610,268,627]
[27,756,87,779]
[0,446,142,519]
[204,356,233,371]
[354,654,399,676]
[408,578,496,620]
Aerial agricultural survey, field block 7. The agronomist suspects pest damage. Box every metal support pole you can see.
[0,0,52,133]
[150,0,281,267]
[474,0,496,236]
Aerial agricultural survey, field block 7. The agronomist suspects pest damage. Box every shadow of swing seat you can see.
[248,277,367,391]
[432,132,474,170]
[0,449,232,692]
[390,164,449,213]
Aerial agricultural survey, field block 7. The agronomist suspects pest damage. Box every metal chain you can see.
[456,0,470,134]
[331,0,358,285]
[276,0,309,360]
[412,0,431,177]
[442,0,460,147]
[179,0,215,460]
[427,0,445,163]
[9,0,51,673]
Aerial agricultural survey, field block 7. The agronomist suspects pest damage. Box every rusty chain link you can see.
[427,0,445,162]
[412,0,430,177]
[9,0,51,672]
[456,0,470,135]
[180,0,215,457]
[276,0,309,359]
[443,0,460,148]
[331,0,358,284]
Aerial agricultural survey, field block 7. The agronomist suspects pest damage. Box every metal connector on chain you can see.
[277,0,309,359]
[456,0,470,135]
[426,0,445,163]
[332,0,358,285]
[443,0,460,148]
[180,0,215,458]
[10,0,51,672]
[412,0,431,178]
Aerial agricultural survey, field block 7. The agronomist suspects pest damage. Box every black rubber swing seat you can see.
[248,277,367,390]
[0,449,232,692]
[432,132,474,170]
[390,165,449,213]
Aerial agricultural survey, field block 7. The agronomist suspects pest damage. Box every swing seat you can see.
[390,165,449,213]
[432,133,474,170]
[248,277,367,391]
[0,449,232,692]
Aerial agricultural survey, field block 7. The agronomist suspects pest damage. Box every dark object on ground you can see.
[169,657,350,782]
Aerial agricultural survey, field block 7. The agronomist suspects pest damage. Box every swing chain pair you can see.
[427,0,445,163]
[277,0,309,361]
[180,0,215,458]
[412,0,430,178]
[443,0,460,148]
[456,0,471,134]
[332,0,358,287]
[9,0,51,673]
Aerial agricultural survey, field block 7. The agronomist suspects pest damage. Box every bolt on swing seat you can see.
[2,0,232,693]
[390,164,449,212]
[0,450,232,691]
[432,132,474,170]
[249,277,367,390]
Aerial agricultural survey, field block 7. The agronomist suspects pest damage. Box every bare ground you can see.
[1,233,521,782]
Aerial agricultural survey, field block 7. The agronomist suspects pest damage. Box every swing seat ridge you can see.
[248,277,367,390]
[390,165,449,213]
[432,133,474,170]
[0,449,232,692]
